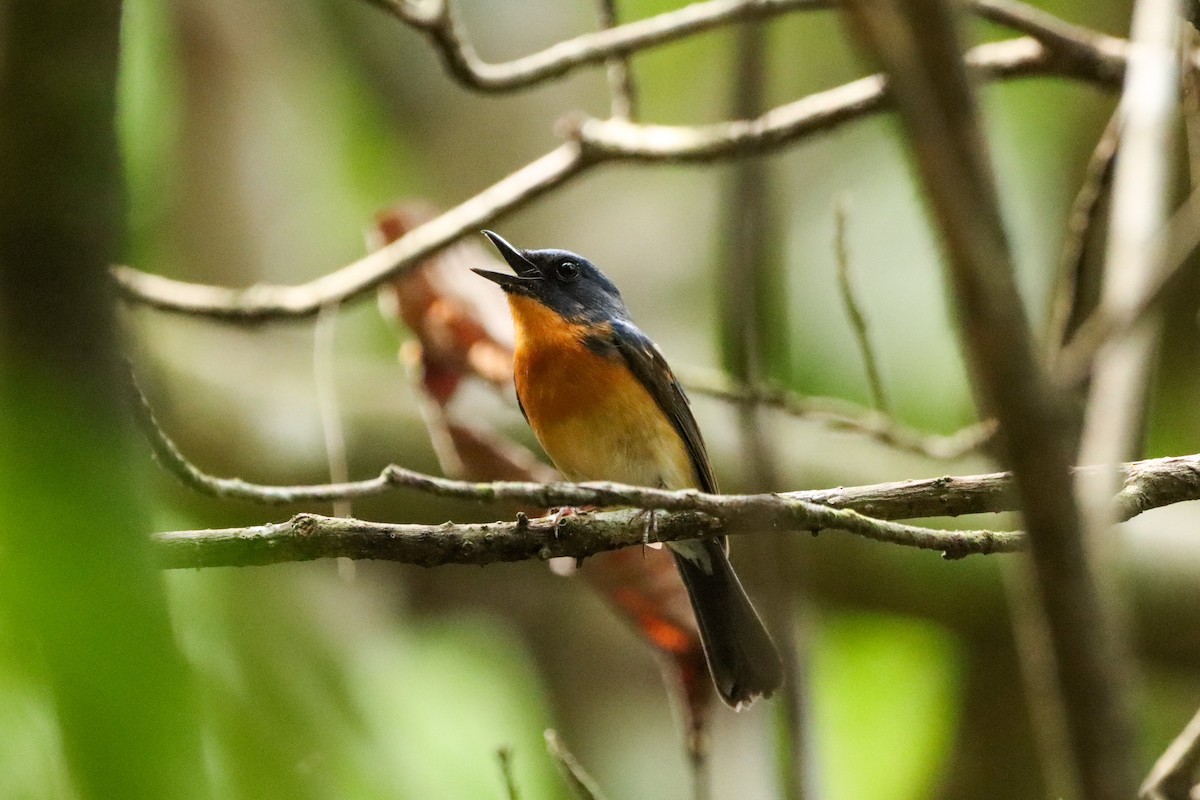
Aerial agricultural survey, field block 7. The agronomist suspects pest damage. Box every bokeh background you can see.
[3,0,1200,798]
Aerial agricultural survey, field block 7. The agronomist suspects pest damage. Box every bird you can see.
[474,229,783,709]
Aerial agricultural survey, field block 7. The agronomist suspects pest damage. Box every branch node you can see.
[292,513,319,537]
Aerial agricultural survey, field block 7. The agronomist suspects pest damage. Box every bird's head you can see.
[474,230,627,325]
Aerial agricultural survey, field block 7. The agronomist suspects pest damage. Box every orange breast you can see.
[508,295,698,490]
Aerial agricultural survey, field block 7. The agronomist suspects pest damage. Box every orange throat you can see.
[506,294,695,487]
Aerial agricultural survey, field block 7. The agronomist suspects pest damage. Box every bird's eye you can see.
[555,261,580,281]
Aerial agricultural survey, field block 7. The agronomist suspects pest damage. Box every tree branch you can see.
[149,453,1200,569]
[361,0,1128,94]
[834,199,889,414]
[367,0,823,93]
[1140,705,1200,800]
[133,354,1200,524]
[840,1,1137,797]
[544,730,610,800]
[110,29,1132,321]
[595,0,638,120]
[679,365,996,459]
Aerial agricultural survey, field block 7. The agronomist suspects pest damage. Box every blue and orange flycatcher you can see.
[475,230,783,708]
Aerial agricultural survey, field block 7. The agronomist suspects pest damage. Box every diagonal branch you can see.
[110,33,1131,322]
[362,0,1127,94]
[840,1,1137,798]
[368,0,823,93]
[1140,705,1200,800]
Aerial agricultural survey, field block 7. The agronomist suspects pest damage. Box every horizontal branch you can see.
[155,501,1019,571]
[369,0,1126,94]
[111,32,1130,321]
[371,0,823,92]
[151,454,1200,569]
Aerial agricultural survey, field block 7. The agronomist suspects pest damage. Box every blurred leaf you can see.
[166,562,563,800]
[117,0,183,266]
[812,611,964,800]
[0,630,74,800]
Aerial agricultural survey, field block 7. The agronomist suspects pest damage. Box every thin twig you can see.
[678,366,995,460]
[971,0,1127,84]
[314,303,351,518]
[596,0,638,119]
[110,34,1132,321]
[497,746,521,800]
[834,199,889,414]
[1140,705,1200,800]
[374,0,822,93]
[1056,183,1200,388]
[544,731,609,800]
[314,302,355,579]
[1045,109,1120,356]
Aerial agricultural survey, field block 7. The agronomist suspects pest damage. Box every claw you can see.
[632,508,663,551]
[546,506,590,538]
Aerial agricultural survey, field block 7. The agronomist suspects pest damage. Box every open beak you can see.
[473,230,541,293]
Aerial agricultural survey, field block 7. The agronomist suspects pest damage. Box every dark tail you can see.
[670,539,783,709]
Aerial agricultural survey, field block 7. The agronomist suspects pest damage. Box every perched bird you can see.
[474,230,783,708]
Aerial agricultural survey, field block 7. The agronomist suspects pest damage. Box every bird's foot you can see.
[546,506,592,537]
[631,508,663,549]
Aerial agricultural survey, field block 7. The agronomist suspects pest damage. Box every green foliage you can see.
[812,611,964,800]
[170,567,565,800]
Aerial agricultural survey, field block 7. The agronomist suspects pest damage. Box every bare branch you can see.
[111,143,587,320]
[999,557,1080,800]
[841,0,1135,797]
[363,0,1128,95]
[314,303,351,518]
[131,339,1200,534]
[153,506,1020,571]
[544,731,609,800]
[497,746,521,800]
[371,0,822,93]
[678,366,995,460]
[971,0,1128,83]
[110,32,1131,322]
[1077,0,1181,484]
[1045,109,1119,356]
[1140,705,1200,800]
[1070,7,1182,790]
[1055,183,1200,388]
[596,0,638,119]
[833,199,889,414]
[149,453,1200,569]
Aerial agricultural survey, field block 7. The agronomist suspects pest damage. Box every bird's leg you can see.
[630,508,662,549]
[545,506,595,537]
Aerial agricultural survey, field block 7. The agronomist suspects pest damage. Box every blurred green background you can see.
[3,0,1200,798]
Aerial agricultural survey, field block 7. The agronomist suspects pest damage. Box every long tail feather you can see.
[669,539,783,708]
